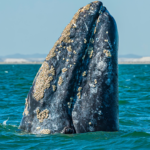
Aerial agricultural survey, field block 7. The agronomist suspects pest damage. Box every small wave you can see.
[126,79,131,81]
[3,117,9,125]
[5,71,8,73]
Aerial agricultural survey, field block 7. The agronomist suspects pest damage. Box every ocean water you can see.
[0,64,150,150]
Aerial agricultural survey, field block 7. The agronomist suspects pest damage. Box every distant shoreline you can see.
[0,62,42,65]
[1,62,150,65]
[119,62,150,64]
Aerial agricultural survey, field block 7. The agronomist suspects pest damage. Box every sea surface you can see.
[0,64,150,150]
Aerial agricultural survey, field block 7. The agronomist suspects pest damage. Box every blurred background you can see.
[0,0,150,63]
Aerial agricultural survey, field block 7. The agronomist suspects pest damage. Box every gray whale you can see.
[20,1,119,134]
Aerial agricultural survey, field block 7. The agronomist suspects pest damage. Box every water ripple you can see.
[0,64,150,149]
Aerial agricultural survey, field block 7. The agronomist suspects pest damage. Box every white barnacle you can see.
[52,85,56,92]
[77,92,81,99]
[82,71,86,77]
[36,127,40,130]
[58,76,63,86]
[73,50,76,54]
[94,79,97,84]
[78,87,82,92]
[84,38,87,44]
[67,45,72,52]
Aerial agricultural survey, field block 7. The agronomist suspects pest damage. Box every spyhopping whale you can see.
[20,1,119,134]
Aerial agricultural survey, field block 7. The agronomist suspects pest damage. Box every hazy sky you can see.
[0,0,150,56]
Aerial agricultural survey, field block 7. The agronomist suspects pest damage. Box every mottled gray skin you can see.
[20,1,119,134]
[72,8,119,133]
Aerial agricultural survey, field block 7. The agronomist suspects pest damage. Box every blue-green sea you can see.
[0,64,150,150]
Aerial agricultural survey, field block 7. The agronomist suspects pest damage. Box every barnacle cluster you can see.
[81,3,91,12]
[52,85,56,92]
[103,49,112,57]
[62,68,68,73]
[33,62,55,101]
[49,65,55,76]
[58,76,63,86]
[36,108,49,123]
[45,3,92,61]
[40,129,51,134]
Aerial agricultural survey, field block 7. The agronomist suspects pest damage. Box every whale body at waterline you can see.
[20,1,119,134]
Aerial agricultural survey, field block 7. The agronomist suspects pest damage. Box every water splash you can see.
[3,117,9,125]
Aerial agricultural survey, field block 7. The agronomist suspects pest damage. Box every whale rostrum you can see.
[20,1,119,134]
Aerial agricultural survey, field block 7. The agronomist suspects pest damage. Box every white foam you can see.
[3,117,9,125]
